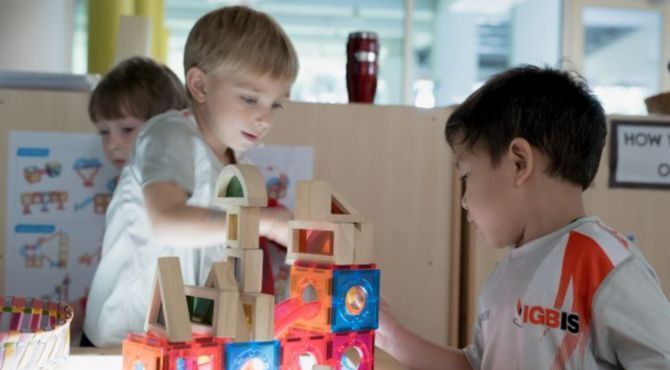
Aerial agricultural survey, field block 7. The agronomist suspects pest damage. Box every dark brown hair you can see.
[445,66,606,190]
[89,57,188,123]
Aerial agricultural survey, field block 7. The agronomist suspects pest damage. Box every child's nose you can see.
[107,132,122,152]
[255,107,273,129]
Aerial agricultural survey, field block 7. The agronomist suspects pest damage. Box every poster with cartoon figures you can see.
[5,138,313,305]
[5,131,117,305]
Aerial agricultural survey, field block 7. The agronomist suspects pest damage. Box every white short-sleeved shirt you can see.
[463,217,670,369]
[83,110,229,347]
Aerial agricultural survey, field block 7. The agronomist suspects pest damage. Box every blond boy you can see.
[84,6,298,346]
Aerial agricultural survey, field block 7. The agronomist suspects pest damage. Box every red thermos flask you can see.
[346,31,379,103]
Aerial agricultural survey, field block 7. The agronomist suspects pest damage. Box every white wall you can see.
[585,26,661,91]
[510,0,561,67]
[432,0,478,106]
[0,0,75,73]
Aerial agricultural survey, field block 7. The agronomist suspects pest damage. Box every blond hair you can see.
[183,6,299,98]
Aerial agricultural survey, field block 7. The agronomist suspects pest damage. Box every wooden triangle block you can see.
[145,257,192,343]
[205,260,238,292]
[295,181,363,223]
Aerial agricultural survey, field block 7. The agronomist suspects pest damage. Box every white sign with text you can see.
[611,120,670,189]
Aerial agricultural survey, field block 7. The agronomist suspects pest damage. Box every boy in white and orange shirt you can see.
[378,66,670,369]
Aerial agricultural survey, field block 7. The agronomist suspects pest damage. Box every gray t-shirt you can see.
[464,217,670,369]
[84,110,227,346]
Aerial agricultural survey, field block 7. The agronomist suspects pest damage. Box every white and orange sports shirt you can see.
[463,217,670,370]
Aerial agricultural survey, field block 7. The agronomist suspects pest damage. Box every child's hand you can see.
[68,299,85,333]
[260,207,292,245]
[376,298,473,370]
[377,297,403,354]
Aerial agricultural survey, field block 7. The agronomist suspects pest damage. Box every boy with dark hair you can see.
[378,66,670,369]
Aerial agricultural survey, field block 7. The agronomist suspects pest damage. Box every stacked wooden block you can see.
[122,165,279,370]
[121,166,379,370]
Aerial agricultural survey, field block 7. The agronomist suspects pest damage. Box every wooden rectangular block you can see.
[239,293,275,341]
[241,249,264,293]
[225,206,260,250]
[286,220,355,265]
[354,222,373,264]
[183,285,240,338]
[224,249,264,293]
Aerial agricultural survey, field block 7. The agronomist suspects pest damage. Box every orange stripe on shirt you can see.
[551,231,615,370]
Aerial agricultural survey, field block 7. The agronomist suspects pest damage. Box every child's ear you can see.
[186,67,208,103]
[508,138,533,186]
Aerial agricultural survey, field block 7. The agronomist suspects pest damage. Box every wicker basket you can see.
[645,92,670,114]
[0,297,72,370]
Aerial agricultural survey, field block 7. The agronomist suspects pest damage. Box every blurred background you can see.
[1,0,668,113]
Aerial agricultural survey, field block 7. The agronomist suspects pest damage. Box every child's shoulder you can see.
[568,218,633,269]
[138,110,198,142]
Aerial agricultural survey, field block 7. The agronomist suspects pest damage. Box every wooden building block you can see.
[354,222,374,264]
[225,206,260,250]
[224,249,264,293]
[239,293,275,341]
[215,164,268,207]
[205,260,238,292]
[145,257,192,343]
[286,220,355,265]
[241,249,264,293]
[235,299,251,342]
[183,285,240,338]
[295,180,363,223]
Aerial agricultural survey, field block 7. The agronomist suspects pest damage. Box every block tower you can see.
[276,180,379,370]
[122,164,280,370]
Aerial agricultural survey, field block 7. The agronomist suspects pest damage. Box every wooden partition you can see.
[459,114,670,346]
[266,102,461,346]
[585,115,670,299]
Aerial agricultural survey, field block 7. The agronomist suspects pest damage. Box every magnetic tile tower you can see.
[121,165,379,370]
[276,180,379,370]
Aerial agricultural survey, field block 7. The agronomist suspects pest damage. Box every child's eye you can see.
[121,127,135,134]
[272,102,284,111]
[98,130,109,136]
[241,96,258,105]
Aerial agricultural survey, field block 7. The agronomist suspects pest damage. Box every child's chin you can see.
[232,143,252,153]
[479,231,505,249]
